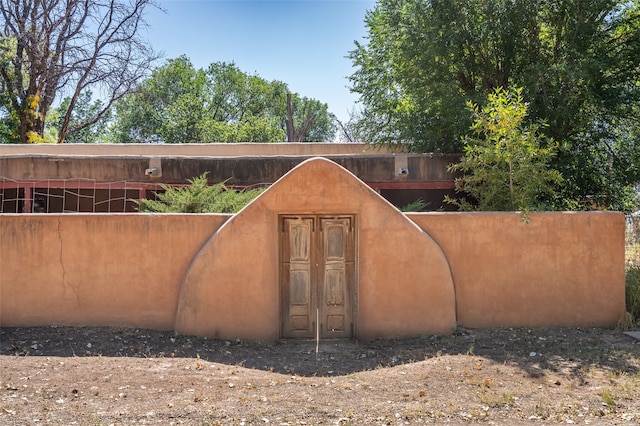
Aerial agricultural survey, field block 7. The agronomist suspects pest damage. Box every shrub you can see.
[446,87,563,213]
[401,199,428,212]
[135,172,263,213]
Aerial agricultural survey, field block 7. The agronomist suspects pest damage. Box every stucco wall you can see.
[0,159,626,341]
[407,211,626,328]
[0,154,457,186]
[0,142,392,157]
[174,158,457,341]
[0,214,229,329]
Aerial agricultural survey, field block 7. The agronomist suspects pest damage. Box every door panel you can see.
[281,217,315,338]
[319,217,354,338]
[281,215,356,339]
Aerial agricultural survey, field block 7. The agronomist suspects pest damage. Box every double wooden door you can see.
[280,215,356,339]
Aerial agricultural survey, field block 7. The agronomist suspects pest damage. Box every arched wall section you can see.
[174,158,457,341]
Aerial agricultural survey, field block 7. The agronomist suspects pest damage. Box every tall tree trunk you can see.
[285,93,316,142]
[18,114,29,144]
[286,93,294,142]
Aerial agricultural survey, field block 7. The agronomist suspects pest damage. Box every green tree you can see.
[285,93,337,142]
[0,0,159,144]
[447,87,563,212]
[111,56,206,143]
[54,91,111,144]
[111,57,335,143]
[135,173,263,213]
[349,0,640,210]
[205,61,287,124]
[0,37,17,142]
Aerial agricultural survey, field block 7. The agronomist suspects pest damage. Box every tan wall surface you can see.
[0,163,625,341]
[0,143,394,157]
[175,158,457,341]
[0,214,229,329]
[408,212,626,328]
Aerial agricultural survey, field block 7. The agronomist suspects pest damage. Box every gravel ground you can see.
[1,326,639,425]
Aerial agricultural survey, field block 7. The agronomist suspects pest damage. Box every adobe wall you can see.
[0,214,229,329]
[0,200,625,339]
[0,142,393,157]
[0,154,457,187]
[173,158,457,342]
[408,211,626,328]
[0,211,624,340]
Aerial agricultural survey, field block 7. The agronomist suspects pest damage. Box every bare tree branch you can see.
[0,0,160,143]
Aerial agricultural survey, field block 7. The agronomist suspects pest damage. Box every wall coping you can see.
[0,143,404,157]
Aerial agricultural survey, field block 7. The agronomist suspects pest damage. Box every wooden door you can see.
[280,215,355,339]
[280,216,316,338]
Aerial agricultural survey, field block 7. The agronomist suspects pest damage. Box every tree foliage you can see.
[111,56,337,143]
[0,0,159,144]
[54,91,111,143]
[350,0,640,210]
[285,93,336,142]
[447,87,563,212]
[135,172,263,213]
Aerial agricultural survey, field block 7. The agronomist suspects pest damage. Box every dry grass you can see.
[1,326,639,425]
[627,215,640,267]
[627,243,640,267]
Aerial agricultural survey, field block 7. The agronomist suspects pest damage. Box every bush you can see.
[626,266,640,325]
[135,172,263,213]
[446,87,563,212]
[401,199,428,212]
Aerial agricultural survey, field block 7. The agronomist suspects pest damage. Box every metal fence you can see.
[0,177,163,213]
[0,176,265,214]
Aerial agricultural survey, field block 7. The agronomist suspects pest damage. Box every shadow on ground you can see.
[1,326,638,378]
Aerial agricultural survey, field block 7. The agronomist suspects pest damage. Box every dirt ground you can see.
[1,326,639,425]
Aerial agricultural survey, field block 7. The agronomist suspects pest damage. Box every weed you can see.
[599,389,617,411]
[625,266,640,324]
[616,381,637,400]
[533,403,550,420]
[617,311,634,331]
[501,392,516,405]
[465,344,475,356]
[478,388,516,408]
[627,244,640,266]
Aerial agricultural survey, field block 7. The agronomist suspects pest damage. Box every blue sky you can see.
[143,0,376,123]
